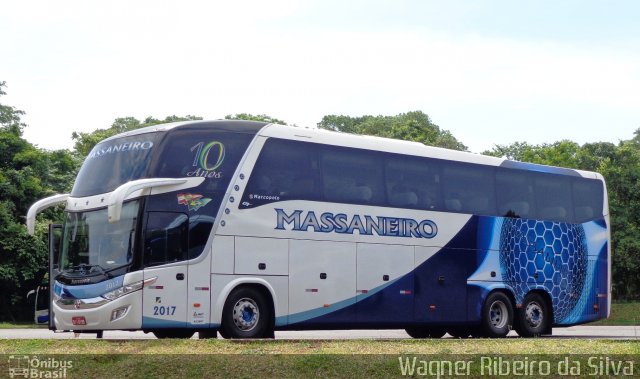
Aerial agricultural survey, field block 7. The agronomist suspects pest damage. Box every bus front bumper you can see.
[53,291,143,331]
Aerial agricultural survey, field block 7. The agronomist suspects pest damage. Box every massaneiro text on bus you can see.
[26,120,610,339]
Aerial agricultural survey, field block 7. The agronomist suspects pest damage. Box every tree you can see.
[225,113,286,125]
[484,140,581,168]
[575,142,617,172]
[482,141,534,161]
[318,111,467,151]
[0,82,65,321]
[0,81,26,134]
[597,138,640,298]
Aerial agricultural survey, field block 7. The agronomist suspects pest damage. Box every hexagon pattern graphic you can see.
[499,218,588,322]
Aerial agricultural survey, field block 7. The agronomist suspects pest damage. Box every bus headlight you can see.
[101,277,156,301]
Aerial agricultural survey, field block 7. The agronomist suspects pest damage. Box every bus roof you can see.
[259,123,602,180]
[100,120,268,144]
[100,120,602,181]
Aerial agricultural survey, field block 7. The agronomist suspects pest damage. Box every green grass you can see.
[0,322,43,329]
[1,339,639,378]
[1,338,639,355]
[592,301,640,326]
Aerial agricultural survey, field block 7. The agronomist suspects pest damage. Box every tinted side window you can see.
[534,174,573,222]
[572,178,604,222]
[154,130,254,193]
[385,155,442,210]
[187,215,214,259]
[144,212,189,267]
[496,169,535,218]
[441,163,496,215]
[321,147,385,206]
[242,139,320,208]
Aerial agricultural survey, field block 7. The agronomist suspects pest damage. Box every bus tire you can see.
[405,327,446,339]
[515,293,549,338]
[221,286,272,339]
[152,329,195,339]
[481,292,513,338]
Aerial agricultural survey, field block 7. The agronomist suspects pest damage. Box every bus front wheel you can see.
[514,293,549,338]
[480,292,513,338]
[221,286,272,339]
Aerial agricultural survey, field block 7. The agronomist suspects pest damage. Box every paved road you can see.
[1,326,637,340]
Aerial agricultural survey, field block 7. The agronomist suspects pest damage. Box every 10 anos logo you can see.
[187,141,225,178]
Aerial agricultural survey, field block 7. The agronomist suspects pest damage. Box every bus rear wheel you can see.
[480,292,513,338]
[221,286,272,339]
[515,293,549,338]
[405,327,446,339]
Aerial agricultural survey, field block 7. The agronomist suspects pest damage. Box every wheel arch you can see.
[212,278,277,326]
[480,286,518,315]
[489,287,517,311]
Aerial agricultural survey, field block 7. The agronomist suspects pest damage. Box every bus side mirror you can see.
[26,290,36,305]
[26,194,69,235]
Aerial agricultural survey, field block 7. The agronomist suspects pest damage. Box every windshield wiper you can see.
[67,264,112,278]
[88,264,113,278]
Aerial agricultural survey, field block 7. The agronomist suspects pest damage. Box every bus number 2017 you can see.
[153,306,176,316]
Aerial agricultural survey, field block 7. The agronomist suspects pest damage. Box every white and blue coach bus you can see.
[27,120,610,339]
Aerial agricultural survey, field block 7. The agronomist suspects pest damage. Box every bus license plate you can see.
[72,316,87,326]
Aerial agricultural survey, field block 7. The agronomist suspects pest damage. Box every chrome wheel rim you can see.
[232,298,260,332]
[489,300,509,329]
[525,301,543,329]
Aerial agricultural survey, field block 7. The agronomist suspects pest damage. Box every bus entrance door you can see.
[142,265,188,328]
[48,224,62,329]
[141,212,190,329]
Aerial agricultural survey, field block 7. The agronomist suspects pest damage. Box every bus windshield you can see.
[59,201,139,273]
[71,133,162,197]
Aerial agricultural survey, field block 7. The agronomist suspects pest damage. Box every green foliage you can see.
[0,202,48,322]
[0,81,27,135]
[0,82,66,321]
[575,142,618,172]
[597,139,640,298]
[318,111,467,151]
[224,113,286,124]
[484,140,581,168]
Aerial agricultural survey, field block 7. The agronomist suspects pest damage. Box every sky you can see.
[1,0,639,153]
